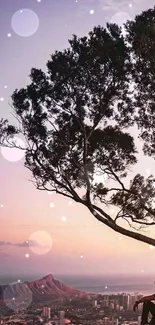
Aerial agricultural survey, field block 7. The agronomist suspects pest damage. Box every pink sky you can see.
[0,0,155,278]
[0,142,155,277]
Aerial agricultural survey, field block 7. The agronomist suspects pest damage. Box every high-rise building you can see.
[103,296,109,307]
[122,295,128,310]
[59,311,65,325]
[136,295,143,312]
[42,306,51,319]
[93,300,98,307]
[115,304,120,311]
[42,306,47,317]
[110,303,115,310]
[128,295,136,310]
[103,300,109,307]
[47,307,51,319]
[114,319,118,325]
[59,311,65,319]
[138,316,141,325]
[103,317,109,325]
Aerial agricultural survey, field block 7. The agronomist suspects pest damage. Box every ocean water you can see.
[58,275,155,295]
[1,274,155,295]
[72,284,154,295]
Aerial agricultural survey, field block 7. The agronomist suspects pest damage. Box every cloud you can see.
[99,0,155,21]
[0,240,41,247]
[99,0,128,11]
[0,251,9,258]
[0,241,12,246]
[17,240,40,247]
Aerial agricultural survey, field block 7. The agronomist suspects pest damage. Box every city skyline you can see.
[1,0,155,278]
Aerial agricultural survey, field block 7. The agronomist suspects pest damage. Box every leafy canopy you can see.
[1,8,155,246]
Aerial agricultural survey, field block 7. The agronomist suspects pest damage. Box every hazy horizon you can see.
[0,273,155,297]
[1,273,155,283]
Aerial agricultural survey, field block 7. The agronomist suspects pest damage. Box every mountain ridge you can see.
[0,273,87,303]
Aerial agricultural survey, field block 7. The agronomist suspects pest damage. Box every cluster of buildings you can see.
[41,305,143,325]
[0,293,150,325]
[41,307,71,325]
[96,316,142,325]
[92,293,144,311]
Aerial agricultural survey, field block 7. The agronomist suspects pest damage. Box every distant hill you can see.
[0,274,87,303]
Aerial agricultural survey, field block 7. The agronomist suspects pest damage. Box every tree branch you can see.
[92,204,115,223]
[33,149,81,201]
[106,164,126,189]
[86,82,117,141]
[123,216,146,231]
[92,210,155,247]
[105,165,155,218]
[61,174,83,202]
[83,132,91,205]
[29,177,75,201]
[116,213,155,226]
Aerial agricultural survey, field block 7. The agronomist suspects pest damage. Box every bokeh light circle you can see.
[90,10,95,15]
[110,12,131,35]
[3,282,32,312]
[11,9,39,37]
[28,230,53,255]
[49,203,55,208]
[61,216,67,222]
[1,137,25,162]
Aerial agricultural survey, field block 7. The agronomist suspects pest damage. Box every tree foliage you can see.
[125,7,155,156]
[1,9,155,246]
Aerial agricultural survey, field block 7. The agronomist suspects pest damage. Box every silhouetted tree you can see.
[1,7,155,246]
[125,7,155,156]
